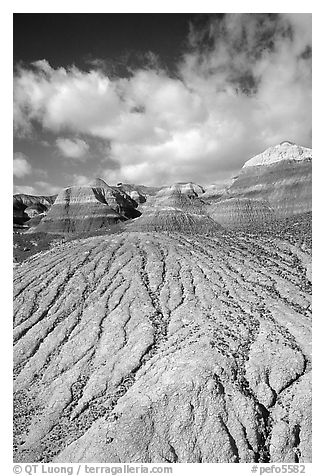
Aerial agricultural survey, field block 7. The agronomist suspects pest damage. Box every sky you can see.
[13,13,312,195]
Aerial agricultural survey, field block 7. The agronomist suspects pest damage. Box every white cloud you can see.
[56,137,89,159]
[69,174,90,187]
[34,181,61,195]
[14,185,36,195]
[14,181,60,196]
[13,14,311,186]
[35,168,48,179]
[13,152,32,178]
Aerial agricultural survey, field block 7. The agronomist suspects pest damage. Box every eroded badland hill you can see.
[13,143,312,463]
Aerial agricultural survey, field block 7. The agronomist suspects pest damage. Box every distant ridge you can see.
[218,142,312,219]
[13,142,312,232]
[33,178,140,233]
[129,182,221,234]
[243,142,311,168]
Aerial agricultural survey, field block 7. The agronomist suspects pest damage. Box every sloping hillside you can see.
[34,179,140,234]
[14,228,311,463]
[129,183,219,234]
[221,142,312,217]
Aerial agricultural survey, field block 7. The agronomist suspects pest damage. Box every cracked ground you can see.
[13,229,311,463]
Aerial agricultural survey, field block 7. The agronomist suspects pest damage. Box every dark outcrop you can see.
[13,194,56,225]
[115,183,161,205]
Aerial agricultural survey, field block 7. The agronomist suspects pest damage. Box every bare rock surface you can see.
[24,205,47,218]
[243,142,311,168]
[13,194,57,225]
[33,178,140,234]
[129,183,219,234]
[13,228,311,463]
[223,143,312,218]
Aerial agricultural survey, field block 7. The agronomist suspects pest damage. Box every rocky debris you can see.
[13,226,311,463]
[262,213,312,251]
[13,231,65,263]
[13,194,56,225]
[129,182,219,235]
[224,143,312,218]
[207,198,276,230]
[32,178,141,234]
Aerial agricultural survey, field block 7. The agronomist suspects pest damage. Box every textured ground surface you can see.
[207,198,276,229]
[13,224,126,264]
[13,228,312,463]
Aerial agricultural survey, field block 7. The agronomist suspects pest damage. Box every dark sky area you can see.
[14,14,201,71]
[13,13,311,195]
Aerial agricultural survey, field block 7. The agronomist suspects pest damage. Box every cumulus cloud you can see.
[13,152,32,178]
[69,174,91,187]
[14,184,37,195]
[14,180,60,196]
[34,181,61,195]
[13,14,311,185]
[56,137,90,159]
